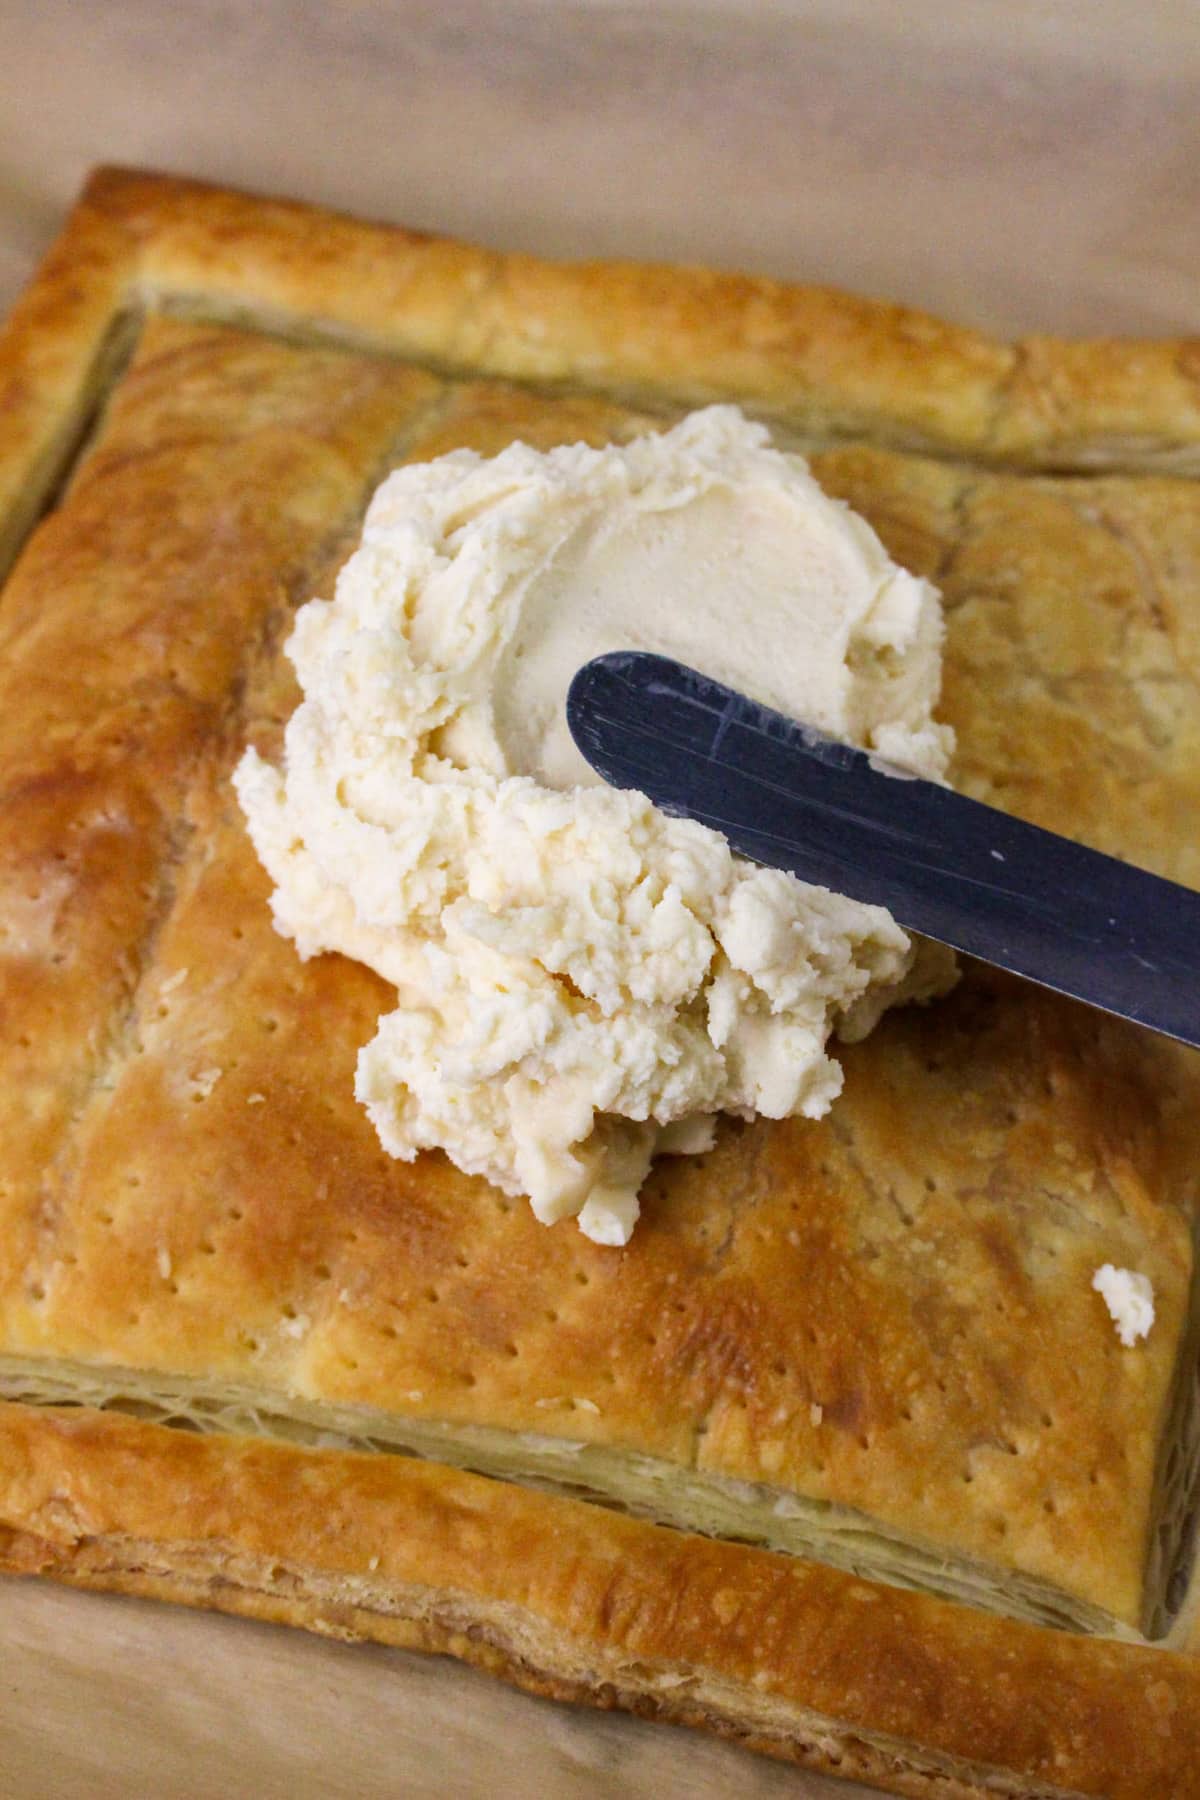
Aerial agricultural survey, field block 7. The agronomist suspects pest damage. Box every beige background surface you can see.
[1,3,1198,1796]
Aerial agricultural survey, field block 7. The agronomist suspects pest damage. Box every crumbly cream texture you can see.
[1093,1265,1156,1348]
[235,407,955,1244]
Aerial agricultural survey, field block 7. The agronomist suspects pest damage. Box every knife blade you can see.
[565,650,1200,1051]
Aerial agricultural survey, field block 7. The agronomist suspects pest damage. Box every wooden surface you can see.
[0,4,1198,1796]
[2,0,1200,335]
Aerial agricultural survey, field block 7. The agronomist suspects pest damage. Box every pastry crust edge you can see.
[3,1401,1197,1800]
[6,159,1200,605]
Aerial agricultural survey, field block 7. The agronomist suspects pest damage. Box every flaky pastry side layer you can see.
[3,1403,1200,1800]
[0,1353,1132,1639]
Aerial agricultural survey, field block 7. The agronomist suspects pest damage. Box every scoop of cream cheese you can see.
[235,406,955,1245]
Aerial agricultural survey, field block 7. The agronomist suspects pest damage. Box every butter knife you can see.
[566,651,1200,1050]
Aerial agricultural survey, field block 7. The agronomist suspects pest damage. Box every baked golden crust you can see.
[0,170,1199,1794]
[4,1402,1200,1800]
[115,164,1200,469]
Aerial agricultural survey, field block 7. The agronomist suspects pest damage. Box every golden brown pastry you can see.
[1,169,1199,1798]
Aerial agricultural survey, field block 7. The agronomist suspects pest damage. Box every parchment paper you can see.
[0,3,1196,1794]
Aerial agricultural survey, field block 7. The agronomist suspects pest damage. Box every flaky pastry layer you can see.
[0,170,1199,1796]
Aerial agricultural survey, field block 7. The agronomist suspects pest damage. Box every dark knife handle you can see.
[566,652,1200,1052]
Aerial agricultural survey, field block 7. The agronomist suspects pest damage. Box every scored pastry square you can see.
[1,310,1194,1627]
[1,171,1199,1798]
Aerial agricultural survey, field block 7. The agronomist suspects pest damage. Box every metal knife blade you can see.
[566,651,1200,1052]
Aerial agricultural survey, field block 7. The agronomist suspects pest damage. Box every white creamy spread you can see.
[235,406,954,1244]
[1092,1264,1156,1348]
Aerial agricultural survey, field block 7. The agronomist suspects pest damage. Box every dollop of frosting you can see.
[235,406,955,1243]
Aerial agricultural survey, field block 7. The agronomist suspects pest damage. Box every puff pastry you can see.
[1,169,1200,1797]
